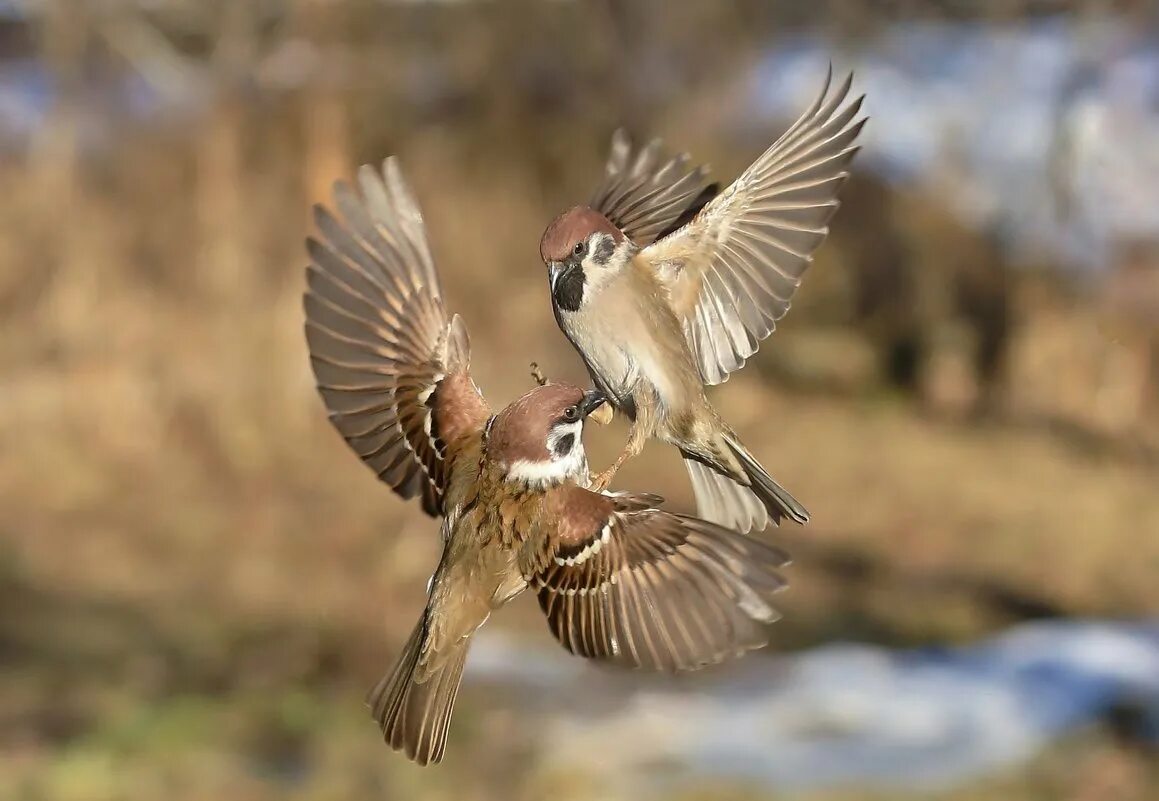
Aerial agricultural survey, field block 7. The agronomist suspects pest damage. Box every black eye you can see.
[573,241,586,257]
[562,406,579,422]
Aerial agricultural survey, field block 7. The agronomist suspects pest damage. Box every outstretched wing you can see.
[645,67,867,385]
[520,487,790,672]
[304,158,490,518]
[590,129,718,246]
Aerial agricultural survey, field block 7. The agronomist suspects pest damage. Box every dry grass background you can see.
[1,1,1158,799]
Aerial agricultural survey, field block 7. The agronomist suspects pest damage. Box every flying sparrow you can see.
[540,67,866,532]
[303,159,792,764]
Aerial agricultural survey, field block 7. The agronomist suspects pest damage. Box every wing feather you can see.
[521,487,790,672]
[645,66,867,384]
[590,129,716,245]
[304,158,490,518]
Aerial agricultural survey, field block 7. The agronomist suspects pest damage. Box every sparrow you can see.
[539,67,866,532]
[303,158,792,764]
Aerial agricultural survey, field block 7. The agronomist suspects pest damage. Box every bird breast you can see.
[561,275,698,419]
[436,478,532,607]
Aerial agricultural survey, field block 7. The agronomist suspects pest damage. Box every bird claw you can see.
[588,467,618,493]
[529,362,549,387]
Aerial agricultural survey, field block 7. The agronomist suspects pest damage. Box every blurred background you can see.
[2,0,1158,799]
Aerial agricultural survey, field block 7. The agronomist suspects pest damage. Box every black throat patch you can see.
[552,262,585,312]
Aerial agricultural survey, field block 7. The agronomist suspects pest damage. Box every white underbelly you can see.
[573,322,677,415]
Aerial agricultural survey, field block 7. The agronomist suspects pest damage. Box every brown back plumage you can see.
[539,206,624,264]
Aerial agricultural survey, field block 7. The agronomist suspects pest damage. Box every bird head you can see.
[487,383,608,488]
[540,206,635,313]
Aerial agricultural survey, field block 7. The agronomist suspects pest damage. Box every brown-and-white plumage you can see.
[541,67,866,531]
[304,159,791,765]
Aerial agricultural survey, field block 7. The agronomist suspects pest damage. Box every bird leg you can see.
[588,420,647,492]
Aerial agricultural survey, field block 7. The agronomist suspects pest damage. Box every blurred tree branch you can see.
[33,0,94,347]
[97,7,207,102]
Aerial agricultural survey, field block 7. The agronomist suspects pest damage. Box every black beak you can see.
[579,389,607,418]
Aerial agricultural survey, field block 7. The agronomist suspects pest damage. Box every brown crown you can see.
[539,206,623,264]
[488,383,587,464]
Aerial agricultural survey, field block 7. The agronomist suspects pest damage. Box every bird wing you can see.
[590,129,718,246]
[304,158,491,518]
[643,67,866,385]
[519,486,790,672]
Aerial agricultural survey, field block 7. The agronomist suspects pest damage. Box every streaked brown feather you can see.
[522,486,790,672]
[304,158,490,518]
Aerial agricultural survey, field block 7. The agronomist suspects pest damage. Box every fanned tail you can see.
[683,434,810,532]
[684,456,769,533]
[366,615,471,766]
[722,434,810,526]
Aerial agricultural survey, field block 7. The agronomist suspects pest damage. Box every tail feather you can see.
[683,435,810,531]
[684,457,769,533]
[722,435,810,526]
[366,616,471,766]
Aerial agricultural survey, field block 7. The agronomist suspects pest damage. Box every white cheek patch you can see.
[505,457,579,488]
[548,421,588,474]
[506,421,589,489]
[546,420,582,455]
[582,237,632,295]
[581,258,611,297]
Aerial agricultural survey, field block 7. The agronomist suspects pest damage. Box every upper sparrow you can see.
[540,67,866,531]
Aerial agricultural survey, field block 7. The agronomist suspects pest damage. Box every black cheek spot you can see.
[593,236,615,265]
[552,433,575,458]
[553,263,585,312]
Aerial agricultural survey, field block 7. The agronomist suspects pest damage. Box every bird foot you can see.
[588,466,619,493]
[529,362,549,387]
